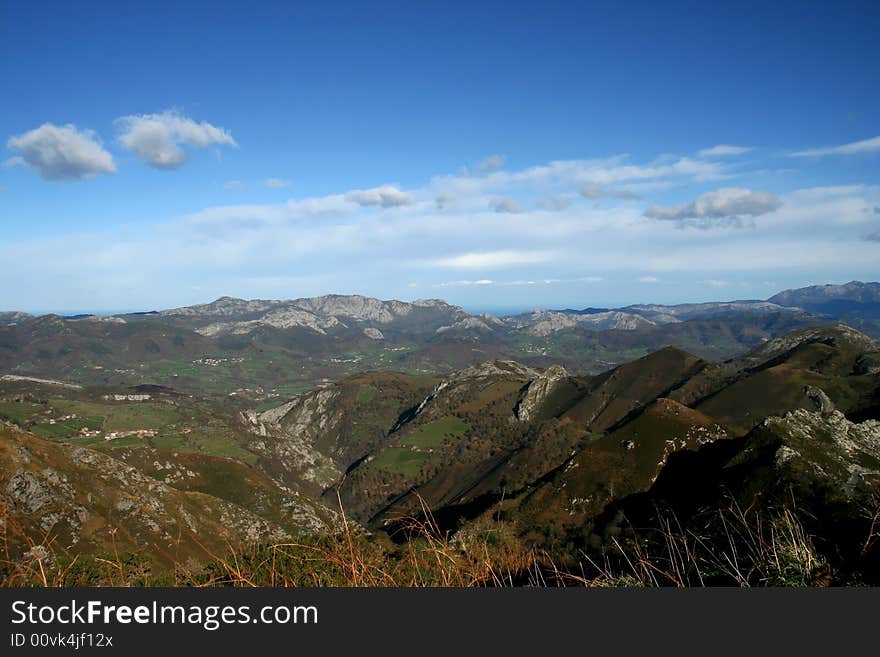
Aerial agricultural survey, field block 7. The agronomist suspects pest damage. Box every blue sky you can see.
[1,1,879,314]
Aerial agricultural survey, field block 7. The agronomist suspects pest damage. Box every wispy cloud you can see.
[791,135,880,158]
[223,180,244,191]
[638,276,660,283]
[436,279,495,287]
[6,123,116,181]
[431,250,552,269]
[265,178,292,189]
[698,144,752,157]
[116,110,236,169]
[580,183,641,200]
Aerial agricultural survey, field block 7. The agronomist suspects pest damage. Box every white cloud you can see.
[638,276,660,283]
[490,196,523,213]
[6,123,116,181]
[580,183,641,200]
[116,111,236,169]
[6,145,880,311]
[345,185,413,207]
[428,155,727,203]
[701,279,731,287]
[791,135,880,157]
[644,188,782,227]
[223,180,244,191]
[265,178,292,189]
[431,250,552,269]
[698,145,752,157]
[436,279,495,287]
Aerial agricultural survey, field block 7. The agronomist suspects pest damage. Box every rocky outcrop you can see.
[293,295,415,323]
[515,365,569,422]
[363,327,385,340]
[733,409,880,500]
[196,307,342,336]
[400,360,540,428]
[436,317,494,333]
[253,388,343,490]
[738,324,877,367]
[504,309,654,336]
[803,385,835,414]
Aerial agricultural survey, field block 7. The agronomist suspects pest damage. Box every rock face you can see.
[803,385,835,414]
[400,360,540,428]
[739,409,880,500]
[196,308,342,336]
[253,388,343,491]
[504,309,654,336]
[164,294,470,337]
[363,327,384,340]
[515,365,569,422]
[435,317,494,333]
[293,295,413,323]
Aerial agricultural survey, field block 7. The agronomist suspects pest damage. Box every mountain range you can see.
[1,281,880,585]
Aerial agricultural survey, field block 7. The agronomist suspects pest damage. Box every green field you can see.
[49,399,180,431]
[0,400,45,424]
[372,447,430,476]
[399,415,468,448]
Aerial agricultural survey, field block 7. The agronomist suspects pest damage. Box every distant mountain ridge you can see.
[3,281,879,335]
[768,281,880,320]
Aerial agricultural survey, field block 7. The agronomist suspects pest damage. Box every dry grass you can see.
[3,494,876,588]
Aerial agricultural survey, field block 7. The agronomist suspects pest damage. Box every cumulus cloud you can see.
[5,123,116,181]
[265,178,292,189]
[580,183,641,200]
[345,185,413,207]
[791,135,880,157]
[116,111,236,169]
[490,196,523,213]
[644,187,782,227]
[698,145,752,157]
[431,250,552,269]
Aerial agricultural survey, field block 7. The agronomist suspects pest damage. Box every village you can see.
[192,356,245,367]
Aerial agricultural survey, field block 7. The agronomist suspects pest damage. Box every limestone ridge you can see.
[742,409,880,500]
[515,365,569,422]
